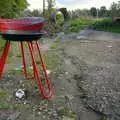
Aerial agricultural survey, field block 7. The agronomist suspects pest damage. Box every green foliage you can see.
[56,13,64,25]
[68,18,95,32]
[46,0,56,15]
[91,18,120,33]
[0,0,28,18]
[99,6,108,17]
[110,2,120,17]
[69,1,120,19]
[25,9,42,17]
[90,7,97,17]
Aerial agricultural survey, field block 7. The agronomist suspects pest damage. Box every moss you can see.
[0,88,7,99]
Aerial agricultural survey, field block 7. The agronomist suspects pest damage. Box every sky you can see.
[28,0,119,10]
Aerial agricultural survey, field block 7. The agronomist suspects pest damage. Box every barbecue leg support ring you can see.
[0,40,52,99]
[28,41,52,99]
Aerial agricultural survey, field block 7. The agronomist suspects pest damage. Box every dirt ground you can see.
[0,30,120,120]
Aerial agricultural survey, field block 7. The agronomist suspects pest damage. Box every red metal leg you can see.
[28,41,52,99]
[21,42,31,79]
[0,40,10,79]
[21,41,37,79]
[36,41,52,93]
[30,42,37,79]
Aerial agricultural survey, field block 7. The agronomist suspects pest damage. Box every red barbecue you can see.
[0,17,52,99]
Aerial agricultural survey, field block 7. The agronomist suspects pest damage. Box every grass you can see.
[9,52,60,80]
[50,40,62,50]
[100,115,108,120]
[0,36,6,52]
[91,18,120,33]
[42,52,60,71]
[35,52,60,73]
[68,17,120,33]
[0,88,7,99]
[50,43,59,49]
[14,103,25,109]
[0,102,9,109]
[58,107,77,119]
[0,37,13,64]
[22,79,38,89]
[54,39,61,43]
[68,17,95,32]
[16,52,22,57]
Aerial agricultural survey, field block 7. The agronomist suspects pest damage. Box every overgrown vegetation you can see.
[56,12,64,26]
[67,17,95,32]
[91,19,120,33]
[0,0,28,18]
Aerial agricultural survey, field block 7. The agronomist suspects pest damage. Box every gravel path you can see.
[0,30,120,120]
[59,30,120,120]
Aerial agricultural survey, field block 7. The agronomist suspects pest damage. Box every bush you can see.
[67,18,95,32]
[91,18,120,33]
[56,12,64,26]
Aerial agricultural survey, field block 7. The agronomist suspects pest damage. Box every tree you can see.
[99,6,107,17]
[23,9,42,17]
[90,7,97,17]
[47,0,55,15]
[110,2,118,18]
[0,0,28,18]
[117,1,120,16]
[31,9,42,17]
[59,8,69,21]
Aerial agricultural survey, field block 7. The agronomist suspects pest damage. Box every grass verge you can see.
[91,18,120,33]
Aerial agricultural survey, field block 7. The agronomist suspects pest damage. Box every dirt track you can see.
[56,30,120,120]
